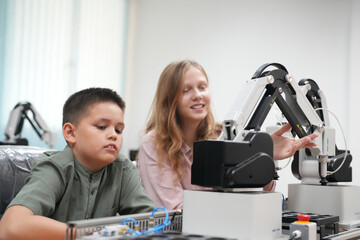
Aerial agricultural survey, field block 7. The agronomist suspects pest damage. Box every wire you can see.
[104,207,172,237]
[288,230,301,239]
[121,218,142,236]
[151,206,169,219]
[288,234,296,240]
[169,209,182,227]
[276,157,292,171]
[121,218,138,226]
[142,207,171,235]
[314,108,348,175]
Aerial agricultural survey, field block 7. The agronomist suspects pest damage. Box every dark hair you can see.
[62,87,125,126]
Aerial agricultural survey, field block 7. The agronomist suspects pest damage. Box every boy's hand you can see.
[0,205,67,240]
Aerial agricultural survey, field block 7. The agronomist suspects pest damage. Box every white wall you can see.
[123,0,360,197]
[348,0,360,188]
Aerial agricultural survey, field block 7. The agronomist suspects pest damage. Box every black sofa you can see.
[0,145,51,218]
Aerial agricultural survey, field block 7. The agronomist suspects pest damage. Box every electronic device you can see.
[191,63,352,188]
[184,63,358,240]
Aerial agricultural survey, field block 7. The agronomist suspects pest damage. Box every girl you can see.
[137,59,317,210]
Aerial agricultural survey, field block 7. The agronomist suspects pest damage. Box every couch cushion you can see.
[0,145,51,217]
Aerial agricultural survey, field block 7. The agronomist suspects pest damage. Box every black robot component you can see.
[192,132,274,188]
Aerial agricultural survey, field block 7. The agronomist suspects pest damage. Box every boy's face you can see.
[66,101,124,172]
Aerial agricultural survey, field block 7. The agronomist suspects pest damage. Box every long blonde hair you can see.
[146,60,219,183]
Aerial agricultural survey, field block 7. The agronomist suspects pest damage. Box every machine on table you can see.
[183,63,359,240]
[65,210,183,240]
[0,102,57,148]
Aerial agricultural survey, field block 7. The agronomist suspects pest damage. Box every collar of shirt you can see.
[182,141,192,159]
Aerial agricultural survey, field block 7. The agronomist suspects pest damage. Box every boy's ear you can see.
[63,122,76,144]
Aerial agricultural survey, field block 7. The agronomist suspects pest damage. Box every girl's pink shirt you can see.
[137,130,205,210]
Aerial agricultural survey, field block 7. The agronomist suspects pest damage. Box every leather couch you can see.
[0,145,51,218]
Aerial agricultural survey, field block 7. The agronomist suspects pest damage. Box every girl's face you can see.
[177,66,211,127]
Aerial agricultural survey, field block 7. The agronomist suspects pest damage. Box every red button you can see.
[297,214,310,222]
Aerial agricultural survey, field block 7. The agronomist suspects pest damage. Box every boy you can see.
[0,88,155,240]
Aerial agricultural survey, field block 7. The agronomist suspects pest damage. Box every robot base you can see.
[183,190,282,240]
[288,184,360,229]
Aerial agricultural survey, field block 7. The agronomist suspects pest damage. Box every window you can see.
[0,0,129,149]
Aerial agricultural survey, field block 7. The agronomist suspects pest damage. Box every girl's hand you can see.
[271,123,318,160]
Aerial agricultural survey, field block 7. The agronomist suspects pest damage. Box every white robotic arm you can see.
[291,78,351,184]
[191,63,351,188]
[1,102,57,148]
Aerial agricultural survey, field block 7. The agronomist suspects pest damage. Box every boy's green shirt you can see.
[9,146,155,222]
